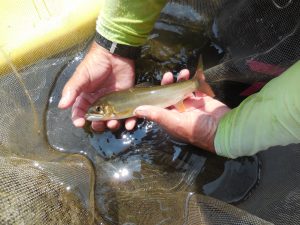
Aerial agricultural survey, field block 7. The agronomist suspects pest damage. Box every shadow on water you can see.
[46,2,260,223]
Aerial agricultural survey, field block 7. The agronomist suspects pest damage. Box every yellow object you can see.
[0,0,102,74]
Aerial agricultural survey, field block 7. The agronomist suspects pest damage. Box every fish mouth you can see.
[85,114,103,121]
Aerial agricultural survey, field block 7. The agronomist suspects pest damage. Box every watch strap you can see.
[95,32,141,60]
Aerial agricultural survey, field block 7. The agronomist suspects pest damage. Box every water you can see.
[46,2,260,224]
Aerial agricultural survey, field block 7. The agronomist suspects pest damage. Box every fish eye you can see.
[95,106,101,112]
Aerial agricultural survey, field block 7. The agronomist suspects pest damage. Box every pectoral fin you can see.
[174,100,186,112]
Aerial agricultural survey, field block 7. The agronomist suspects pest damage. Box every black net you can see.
[0,0,299,224]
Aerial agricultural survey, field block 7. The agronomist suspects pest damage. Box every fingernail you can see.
[58,90,72,108]
[58,97,67,108]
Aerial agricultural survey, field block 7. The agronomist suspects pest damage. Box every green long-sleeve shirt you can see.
[214,61,300,158]
[96,0,167,46]
[96,0,300,158]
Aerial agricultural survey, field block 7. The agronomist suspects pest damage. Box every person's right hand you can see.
[58,41,136,131]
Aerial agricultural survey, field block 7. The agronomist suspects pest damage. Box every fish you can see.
[85,69,214,121]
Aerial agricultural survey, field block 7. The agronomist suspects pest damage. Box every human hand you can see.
[58,41,137,131]
[134,69,230,153]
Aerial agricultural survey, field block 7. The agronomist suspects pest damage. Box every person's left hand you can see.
[134,69,230,153]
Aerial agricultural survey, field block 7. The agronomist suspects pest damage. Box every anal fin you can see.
[174,100,186,112]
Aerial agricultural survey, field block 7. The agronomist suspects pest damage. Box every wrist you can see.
[187,114,217,154]
[91,40,135,64]
[207,107,231,154]
[203,118,218,154]
[213,108,232,158]
[88,41,135,82]
[94,32,141,60]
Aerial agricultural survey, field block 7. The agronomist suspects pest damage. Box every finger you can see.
[58,64,90,109]
[177,69,190,82]
[72,89,115,123]
[194,91,209,97]
[91,121,106,132]
[107,120,121,131]
[70,95,90,127]
[183,97,206,110]
[81,91,102,105]
[79,89,112,108]
[74,94,93,111]
[58,51,110,109]
[134,105,180,130]
[125,117,137,130]
[161,72,174,85]
[71,106,86,127]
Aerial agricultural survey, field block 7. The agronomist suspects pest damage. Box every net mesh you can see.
[0,0,300,224]
[0,156,94,225]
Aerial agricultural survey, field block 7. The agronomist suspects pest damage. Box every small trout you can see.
[85,69,214,121]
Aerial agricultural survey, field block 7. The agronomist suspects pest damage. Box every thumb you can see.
[58,63,90,109]
[58,42,111,109]
[134,105,180,126]
[58,86,79,109]
[58,61,108,109]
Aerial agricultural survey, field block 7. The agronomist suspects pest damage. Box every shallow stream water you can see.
[46,2,260,223]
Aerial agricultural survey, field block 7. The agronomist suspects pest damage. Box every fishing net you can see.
[0,0,299,224]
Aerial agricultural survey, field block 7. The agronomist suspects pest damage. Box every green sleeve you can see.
[96,0,167,46]
[214,61,300,158]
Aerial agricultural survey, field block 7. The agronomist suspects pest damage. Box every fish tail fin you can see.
[193,69,215,97]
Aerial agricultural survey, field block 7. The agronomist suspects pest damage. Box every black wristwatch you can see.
[95,32,141,60]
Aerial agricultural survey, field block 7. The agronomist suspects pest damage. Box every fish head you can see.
[85,103,115,121]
